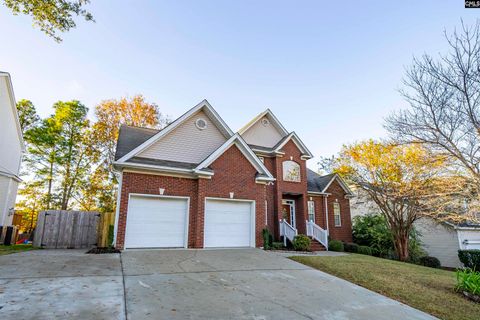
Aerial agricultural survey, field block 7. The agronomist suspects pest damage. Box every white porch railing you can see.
[306,220,328,250]
[279,219,297,246]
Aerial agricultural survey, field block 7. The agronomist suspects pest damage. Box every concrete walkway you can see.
[0,248,437,320]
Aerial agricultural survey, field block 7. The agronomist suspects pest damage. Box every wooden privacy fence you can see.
[97,211,115,247]
[33,210,100,249]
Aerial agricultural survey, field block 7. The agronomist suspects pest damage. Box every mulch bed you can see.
[86,247,121,254]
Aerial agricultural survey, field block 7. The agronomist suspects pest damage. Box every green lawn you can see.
[0,244,37,256]
[291,254,480,320]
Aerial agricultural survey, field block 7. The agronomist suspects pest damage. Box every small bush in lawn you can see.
[292,235,311,251]
[456,268,480,298]
[458,250,480,271]
[344,242,359,253]
[271,242,283,250]
[358,245,373,255]
[329,240,344,252]
[418,256,441,268]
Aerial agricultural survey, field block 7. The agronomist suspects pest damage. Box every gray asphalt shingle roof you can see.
[114,125,159,161]
[126,157,199,170]
[114,125,212,171]
[307,169,335,193]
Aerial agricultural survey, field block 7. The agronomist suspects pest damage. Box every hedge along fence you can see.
[97,212,115,248]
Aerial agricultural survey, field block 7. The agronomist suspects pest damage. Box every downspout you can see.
[113,171,123,247]
[324,195,329,236]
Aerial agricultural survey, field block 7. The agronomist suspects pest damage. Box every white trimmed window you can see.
[282,160,301,182]
[333,202,341,227]
[307,201,315,222]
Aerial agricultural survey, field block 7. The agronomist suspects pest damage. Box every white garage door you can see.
[204,199,254,248]
[125,195,188,249]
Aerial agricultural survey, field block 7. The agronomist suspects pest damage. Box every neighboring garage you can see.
[124,195,189,249]
[204,198,254,248]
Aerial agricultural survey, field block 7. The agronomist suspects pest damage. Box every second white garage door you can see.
[125,195,188,249]
[204,199,254,248]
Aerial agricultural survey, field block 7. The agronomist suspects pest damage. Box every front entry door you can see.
[281,199,296,228]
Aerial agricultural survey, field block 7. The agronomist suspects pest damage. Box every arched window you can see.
[282,160,301,182]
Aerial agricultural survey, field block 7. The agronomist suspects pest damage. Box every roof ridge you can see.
[121,124,161,132]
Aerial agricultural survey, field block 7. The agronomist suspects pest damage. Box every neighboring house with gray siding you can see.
[0,72,24,227]
[349,186,380,219]
[350,187,480,268]
[415,217,480,268]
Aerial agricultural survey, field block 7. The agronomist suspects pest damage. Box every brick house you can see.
[113,100,353,250]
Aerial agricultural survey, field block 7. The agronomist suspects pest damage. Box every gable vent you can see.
[195,118,208,130]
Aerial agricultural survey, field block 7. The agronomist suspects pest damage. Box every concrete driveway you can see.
[0,249,436,320]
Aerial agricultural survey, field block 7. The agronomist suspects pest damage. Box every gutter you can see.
[0,169,22,182]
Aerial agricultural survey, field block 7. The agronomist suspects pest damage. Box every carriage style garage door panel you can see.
[125,195,188,249]
[204,199,254,248]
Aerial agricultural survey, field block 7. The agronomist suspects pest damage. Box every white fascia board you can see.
[238,110,268,134]
[195,134,275,180]
[202,101,234,138]
[238,109,289,137]
[192,169,214,176]
[250,147,285,156]
[113,161,194,174]
[453,225,480,231]
[274,132,314,158]
[116,99,233,163]
[308,192,331,196]
[321,174,354,196]
[265,109,289,137]
[0,170,22,182]
[335,175,354,195]
[0,72,25,152]
[256,176,276,182]
[320,175,337,193]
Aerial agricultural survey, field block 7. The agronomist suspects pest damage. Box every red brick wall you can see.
[203,144,267,248]
[310,195,326,229]
[115,144,267,249]
[326,179,353,242]
[274,140,308,235]
[307,179,353,243]
[262,156,276,234]
[116,172,199,249]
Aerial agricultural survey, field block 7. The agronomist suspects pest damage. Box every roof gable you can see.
[114,125,159,161]
[274,132,313,159]
[307,169,352,195]
[195,133,275,182]
[137,110,227,163]
[116,100,234,163]
[239,109,289,148]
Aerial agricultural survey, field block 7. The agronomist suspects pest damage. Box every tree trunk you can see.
[46,153,54,210]
[393,232,409,261]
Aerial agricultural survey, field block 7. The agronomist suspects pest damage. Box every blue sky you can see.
[0,1,478,169]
